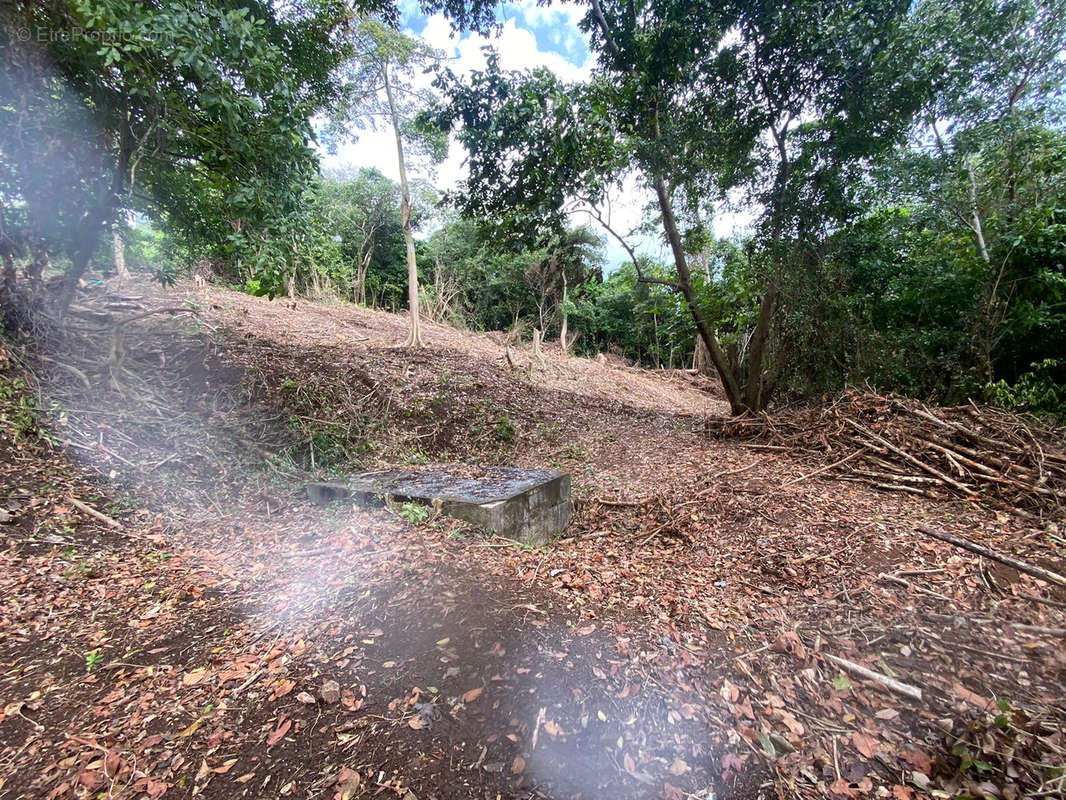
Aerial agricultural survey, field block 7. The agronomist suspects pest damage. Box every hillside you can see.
[1,280,1064,800]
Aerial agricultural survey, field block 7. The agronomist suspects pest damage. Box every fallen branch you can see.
[845,418,976,496]
[68,496,122,530]
[709,389,1066,514]
[917,526,1066,588]
[824,653,923,702]
[877,572,952,602]
[1016,591,1066,609]
[593,496,651,507]
[781,448,868,488]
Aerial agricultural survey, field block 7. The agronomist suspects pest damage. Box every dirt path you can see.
[2,280,1065,800]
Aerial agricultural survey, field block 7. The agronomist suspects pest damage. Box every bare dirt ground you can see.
[1,279,1064,800]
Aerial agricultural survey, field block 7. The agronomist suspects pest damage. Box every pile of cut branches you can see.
[708,390,1066,517]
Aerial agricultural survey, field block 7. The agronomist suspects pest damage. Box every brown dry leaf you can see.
[668,757,690,776]
[408,716,425,730]
[461,687,483,703]
[296,691,316,705]
[182,668,206,687]
[852,731,880,759]
[892,786,914,800]
[952,682,995,711]
[334,767,360,800]
[272,678,296,699]
[623,752,636,773]
[266,718,292,747]
[829,777,856,797]
[511,756,525,775]
[542,719,562,738]
[900,748,932,774]
[214,759,238,775]
[575,624,596,636]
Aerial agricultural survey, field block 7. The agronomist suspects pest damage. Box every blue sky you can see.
[399,1,591,66]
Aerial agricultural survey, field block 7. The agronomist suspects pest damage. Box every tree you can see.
[314,169,405,304]
[0,0,356,308]
[329,18,447,346]
[434,0,929,413]
[888,0,1066,384]
[522,227,603,352]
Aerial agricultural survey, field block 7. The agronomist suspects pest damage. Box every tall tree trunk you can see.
[383,65,423,347]
[57,202,118,312]
[745,122,791,412]
[26,243,47,297]
[653,176,746,414]
[744,283,778,410]
[0,244,15,326]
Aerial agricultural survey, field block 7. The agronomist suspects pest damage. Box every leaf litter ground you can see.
[0,280,1064,800]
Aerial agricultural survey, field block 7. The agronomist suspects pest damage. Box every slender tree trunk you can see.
[653,176,746,414]
[532,328,546,362]
[26,243,47,297]
[966,158,991,265]
[356,247,372,306]
[112,225,129,280]
[383,65,423,347]
[1,245,15,324]
[0,204,17,318]
[57,202,118,311]
[693,336,712,376]
[559,272,570,353]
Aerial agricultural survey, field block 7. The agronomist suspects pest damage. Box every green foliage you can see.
[987,360,1066,418]
[397,501,431,523]
[0,374,41,443]
[493,415,516,444]
[1,0,358,297]
[432,0,932,412]
[84,649,104,672]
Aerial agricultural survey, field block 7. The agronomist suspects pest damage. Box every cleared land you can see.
[1,280,1063,800]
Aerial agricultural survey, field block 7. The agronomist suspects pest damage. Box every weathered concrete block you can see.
[306,466,571,545]
[305,481,352,505]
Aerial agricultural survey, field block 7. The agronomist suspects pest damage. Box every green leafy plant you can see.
[494,415,516,444]
[986,360,1066,419]
[398,501,431,523]
[951,741,995,774]
[0,376,39,442]
[85,649,104,672]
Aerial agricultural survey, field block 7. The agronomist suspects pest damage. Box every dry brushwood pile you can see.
[709,391,1066,518]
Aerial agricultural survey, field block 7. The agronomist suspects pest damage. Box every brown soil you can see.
[1,279,1064,800]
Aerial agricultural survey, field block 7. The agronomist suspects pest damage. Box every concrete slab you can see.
[306,466,571,545]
